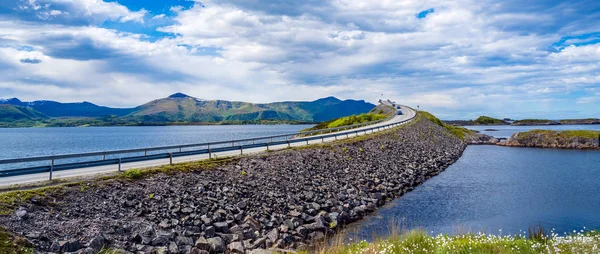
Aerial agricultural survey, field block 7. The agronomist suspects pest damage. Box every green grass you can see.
[303,113,388,132]
[312,229,600,254]
[0,227,34,254]
[420,111,472,140]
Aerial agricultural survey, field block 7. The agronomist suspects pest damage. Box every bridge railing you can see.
[0,108,416,181]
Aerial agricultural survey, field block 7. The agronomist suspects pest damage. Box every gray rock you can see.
[60,240,82,252]
[176,236,194,246]
[151,236,169,246]
[227,241,245,253]
[87,235,108,250]
[195,236,210,250]
[168,241,179,253]
[213,222,229,233]
[15,207,27,220]
[207,237,225,253]
[266,228,279,242]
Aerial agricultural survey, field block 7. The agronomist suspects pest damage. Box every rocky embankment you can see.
[501,130,600,149]
[0,116,465,254]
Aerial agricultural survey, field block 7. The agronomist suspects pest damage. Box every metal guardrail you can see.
[0,107,416,180]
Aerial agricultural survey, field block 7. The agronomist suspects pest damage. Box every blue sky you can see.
[0,0,599,119]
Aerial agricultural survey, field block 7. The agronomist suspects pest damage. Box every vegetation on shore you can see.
[420,111,472,140]
[302,113,388,132]
[504,129,600,149]
[313,229,600,254]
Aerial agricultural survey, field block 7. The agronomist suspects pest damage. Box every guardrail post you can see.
[266,142,269,151]
[118,158,122,172]
[287,140,291,148]
[144,150,147,156]
[321,137,324,143]
[240,146,243,155]
[208,144,212,159]
[305,139,309,145]
[103,154,106,160]
[169,153,173,165]
[49,159,54,181]
[179,147,182,153]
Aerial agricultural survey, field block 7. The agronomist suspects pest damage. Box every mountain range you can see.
[0,93,376,127]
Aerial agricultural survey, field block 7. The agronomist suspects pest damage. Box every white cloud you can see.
[152,14,166,20]
[1,0,600,118]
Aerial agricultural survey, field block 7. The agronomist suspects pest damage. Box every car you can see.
[396,106,401,109]
[397,111,403,115]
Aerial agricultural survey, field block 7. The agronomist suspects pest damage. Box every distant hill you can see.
[127,94,375,123]
[0,94,376,127]
[0,98,134,117]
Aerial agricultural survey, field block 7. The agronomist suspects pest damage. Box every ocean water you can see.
[350,145,600,241]
[0,125,312,160]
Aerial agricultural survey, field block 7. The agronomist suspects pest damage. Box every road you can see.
[0,105,416,188]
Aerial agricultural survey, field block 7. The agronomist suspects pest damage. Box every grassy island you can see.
[504,129,600,149]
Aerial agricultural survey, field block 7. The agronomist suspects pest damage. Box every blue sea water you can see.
[0,125,312,160]
[350,145,600,241]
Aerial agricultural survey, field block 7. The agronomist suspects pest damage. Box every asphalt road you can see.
[0,105,416,187]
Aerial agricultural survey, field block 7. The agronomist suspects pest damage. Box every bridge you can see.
[0,104,417,187]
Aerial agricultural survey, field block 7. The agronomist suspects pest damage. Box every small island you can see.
[500,130,600,149]
[444,116,509,126]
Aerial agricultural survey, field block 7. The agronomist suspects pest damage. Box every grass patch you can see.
[314,229,600,254]
[0,185,65,215]
[0,227,34,254]
[303,113,389,132]
[420,111,472,140]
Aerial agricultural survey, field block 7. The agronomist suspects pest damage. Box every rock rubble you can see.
[0,117,466,253]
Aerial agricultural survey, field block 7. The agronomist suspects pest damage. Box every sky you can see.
[0,0,599,119]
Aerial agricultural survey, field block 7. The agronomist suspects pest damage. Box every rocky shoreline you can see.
[0,116,466,253]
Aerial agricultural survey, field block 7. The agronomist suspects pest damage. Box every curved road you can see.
[0,104,417,188]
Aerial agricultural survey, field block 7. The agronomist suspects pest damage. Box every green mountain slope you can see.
[0,105,48,121]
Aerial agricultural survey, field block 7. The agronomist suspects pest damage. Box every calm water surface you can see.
[351,145,600,241]
[0,125,312,160]
[466,124,600,139]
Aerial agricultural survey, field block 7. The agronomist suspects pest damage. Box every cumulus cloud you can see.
[0,0,599,118]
